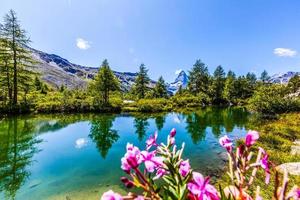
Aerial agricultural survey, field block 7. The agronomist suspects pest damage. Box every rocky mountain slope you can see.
[270,71,299,84]
[30,47,157,91]
[29,47,298,94]
[167,70,188,94]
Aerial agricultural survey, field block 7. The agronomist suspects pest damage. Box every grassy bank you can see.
[218,112,300,199]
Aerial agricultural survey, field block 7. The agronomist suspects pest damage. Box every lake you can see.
[0,107,251,200]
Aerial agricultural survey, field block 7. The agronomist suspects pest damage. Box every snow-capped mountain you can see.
[270,71,299,84]
[167,70,189,94]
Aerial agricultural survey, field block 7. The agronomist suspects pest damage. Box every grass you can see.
[218,113,300,199]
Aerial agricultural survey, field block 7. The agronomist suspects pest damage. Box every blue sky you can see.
[1,0,300,82]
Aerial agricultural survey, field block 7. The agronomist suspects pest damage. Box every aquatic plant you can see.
[101,129,300,200]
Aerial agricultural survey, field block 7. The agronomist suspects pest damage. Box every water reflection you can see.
[89,115,119,158]
[184,107,249,143]
[0,117,42,200]
[133,115,150,141]
[0,107,251,199]
[153,113,166,131]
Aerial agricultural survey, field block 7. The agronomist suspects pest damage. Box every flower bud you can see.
[121,177,134,188]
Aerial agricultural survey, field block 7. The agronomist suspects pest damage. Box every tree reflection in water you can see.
[133,116,150,141]
[185,107,249,144]
[0,117,41,200]
[89,115,119,158]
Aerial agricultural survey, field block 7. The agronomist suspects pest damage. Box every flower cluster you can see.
[101,129,300,200]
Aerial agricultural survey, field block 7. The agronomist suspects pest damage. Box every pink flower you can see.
[245,131,259,147]
[219,135,233,152]
[260,152,271,184]
[140,151,164,172]
[121,143,142,173]
[187,172,220,200]
[153,168,167,180]
[170,128,176,137]
[179,159,191,177]
[146,131,158,150]
[101,190,123,200]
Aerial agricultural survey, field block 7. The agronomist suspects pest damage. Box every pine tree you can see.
[211,65,226,104]
[134,63,150,99]
[0,38,13,104]
[260,70,270,83]
[153,76,168,98]
[223,70,236,104]
[188,59,209,94]
[89,59,120,105]
[0,10,37,107]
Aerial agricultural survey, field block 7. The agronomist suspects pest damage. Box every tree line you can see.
[0,10,299,114]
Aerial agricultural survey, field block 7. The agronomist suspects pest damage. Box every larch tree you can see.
[187,59,209,94]
[260,70,270,84]
[153,76,168,98]
[0,10,37,107]
[210,65,226,104]
[90,59,120,105]
[134,63,150,99]
[223,70,236,104]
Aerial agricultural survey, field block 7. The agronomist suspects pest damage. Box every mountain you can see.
[270,71,300,84]
[167,70,189,94]
[29,47,156,91]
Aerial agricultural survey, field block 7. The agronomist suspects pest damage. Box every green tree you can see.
[188,59,209,94]
[0,10,37,107]
[260,70,270,83]
[134,63,150,99]
[210,65,226,104]
[287,75,300,93]
[89,115,119,158]
[223,70,236,104]
[153,76,168,98]
[89,59,120,105]
[0,38,13,105]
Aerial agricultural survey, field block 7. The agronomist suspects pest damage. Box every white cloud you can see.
[273,48,297,57]
[76,38,91,50]
[175,69,183,75]
[173,116,181,124]
[75,138,88,149]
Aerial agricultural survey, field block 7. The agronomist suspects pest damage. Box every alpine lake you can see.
[0,107,255,200]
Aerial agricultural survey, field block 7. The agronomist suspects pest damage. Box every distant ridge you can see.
[28,46,298,93]
[270,71,300,84]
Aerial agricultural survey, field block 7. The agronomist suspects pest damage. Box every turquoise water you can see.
[0,107,251,200]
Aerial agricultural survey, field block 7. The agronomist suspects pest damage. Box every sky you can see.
[1,0,300,82]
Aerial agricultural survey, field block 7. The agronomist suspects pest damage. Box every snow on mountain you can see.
[167,70,189,94]
[270,71,299,84]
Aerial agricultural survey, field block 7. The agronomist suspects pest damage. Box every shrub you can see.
[248,84,300,114]
[136,98,170,112]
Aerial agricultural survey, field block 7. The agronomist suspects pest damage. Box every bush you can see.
[248,84,300,114]
[136,98,170,112]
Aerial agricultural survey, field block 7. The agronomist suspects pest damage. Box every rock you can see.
[291,145,300,155]
[276,162,300,176]
[294,140,300,145]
